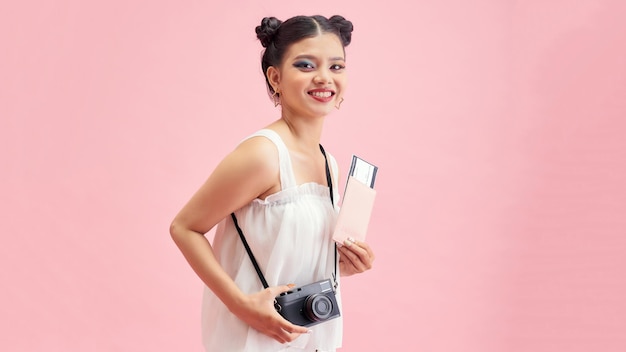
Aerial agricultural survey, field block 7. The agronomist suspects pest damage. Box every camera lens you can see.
[304,294,333,322]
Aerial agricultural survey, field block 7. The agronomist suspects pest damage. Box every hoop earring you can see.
[335,97,344,110]
[272,91,280,107]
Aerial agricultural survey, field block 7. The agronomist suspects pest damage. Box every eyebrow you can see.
[294,54,345,61]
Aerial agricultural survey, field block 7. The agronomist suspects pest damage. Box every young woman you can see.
[170,15,375,352]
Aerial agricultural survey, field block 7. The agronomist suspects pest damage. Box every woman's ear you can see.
[266,66,281,93]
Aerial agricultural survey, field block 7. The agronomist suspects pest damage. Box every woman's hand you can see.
[231,284,310,344]
[338,238,375,276]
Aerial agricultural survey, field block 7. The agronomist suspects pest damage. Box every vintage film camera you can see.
[274,278,340,327]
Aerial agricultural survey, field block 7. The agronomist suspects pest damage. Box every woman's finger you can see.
[354,241,375,262]
[346,241,373,268]
[339,245,366,272]
[340,241,374,272]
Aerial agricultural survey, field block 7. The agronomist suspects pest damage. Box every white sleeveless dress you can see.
[201,129,343,352]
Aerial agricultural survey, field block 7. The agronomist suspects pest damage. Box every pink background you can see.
[2,1,625,351]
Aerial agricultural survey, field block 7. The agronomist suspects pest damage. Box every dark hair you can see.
[255,15,354,97]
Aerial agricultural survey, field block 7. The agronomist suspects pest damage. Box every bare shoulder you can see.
[171,134,281,234]
[222,134,281,201]
[231,135,280,175]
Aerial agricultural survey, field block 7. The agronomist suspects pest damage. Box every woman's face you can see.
[270,33,347,118]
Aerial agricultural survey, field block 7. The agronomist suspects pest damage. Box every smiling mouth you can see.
[308,91,335,98]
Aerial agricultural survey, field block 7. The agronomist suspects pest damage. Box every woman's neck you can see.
[273,110,326,152]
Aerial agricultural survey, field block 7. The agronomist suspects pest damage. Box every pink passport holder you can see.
[333,175,377,244]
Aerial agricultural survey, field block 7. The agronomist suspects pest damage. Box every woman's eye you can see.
[331,64,345,71]
[294,61,315,70]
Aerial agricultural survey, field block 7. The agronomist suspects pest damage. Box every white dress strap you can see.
[243,129,297,190]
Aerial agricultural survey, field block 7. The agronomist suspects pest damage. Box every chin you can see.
[311,109,334,118]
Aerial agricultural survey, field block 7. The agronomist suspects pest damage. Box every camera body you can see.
[274,279,340,327]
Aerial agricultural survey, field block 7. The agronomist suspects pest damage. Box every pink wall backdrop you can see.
[2,1,625,351]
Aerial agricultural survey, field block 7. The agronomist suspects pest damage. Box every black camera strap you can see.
[230,144,338,290]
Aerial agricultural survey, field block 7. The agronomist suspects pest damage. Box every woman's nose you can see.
[314,69,332,84]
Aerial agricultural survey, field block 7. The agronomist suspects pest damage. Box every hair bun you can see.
[256,17,282,48]
[329,15,353,46]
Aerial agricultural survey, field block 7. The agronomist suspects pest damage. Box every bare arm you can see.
[169,137,309,343]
